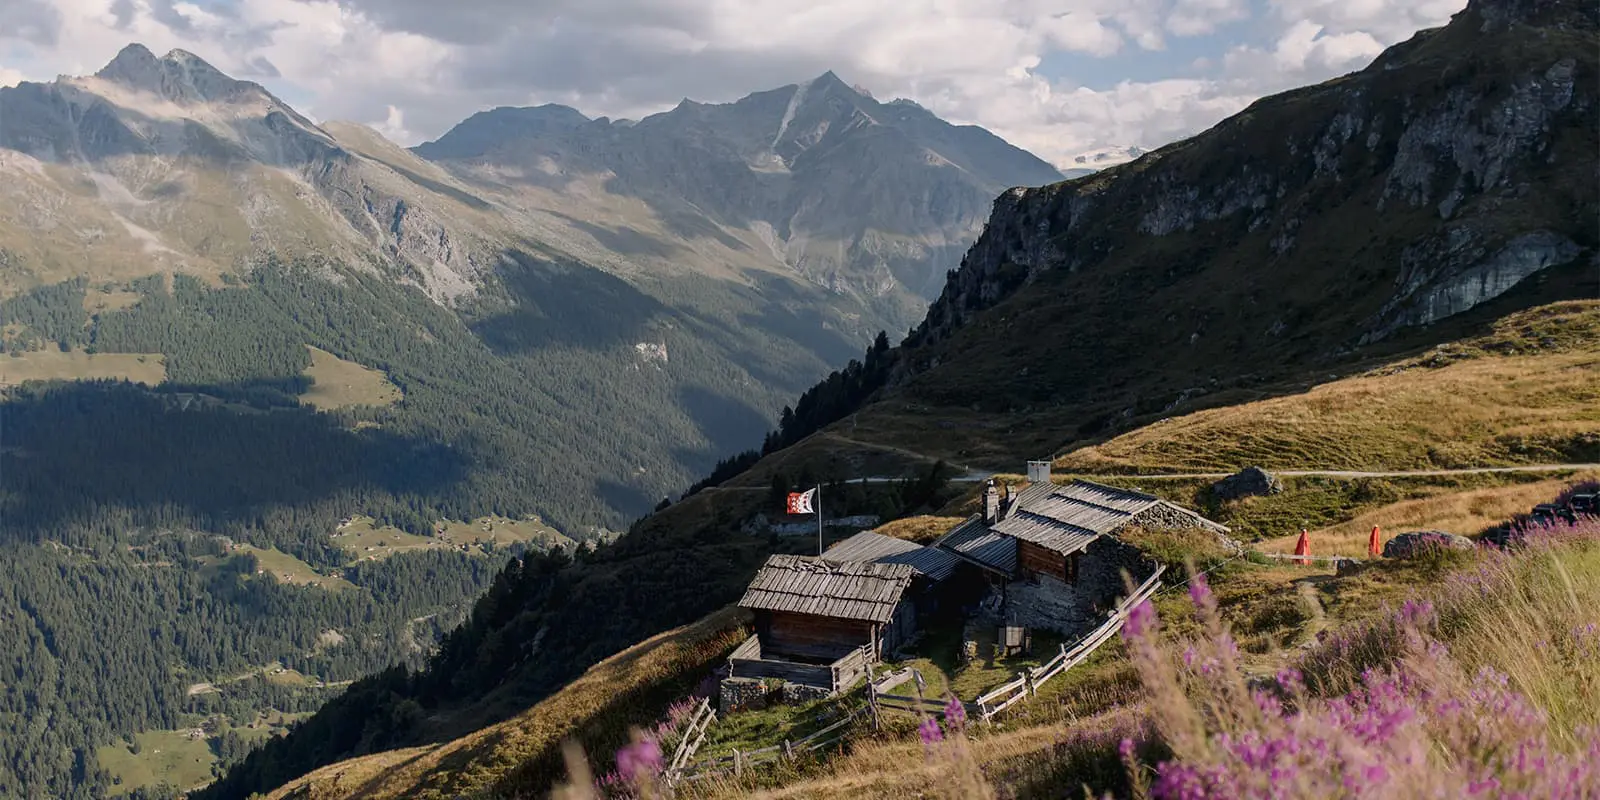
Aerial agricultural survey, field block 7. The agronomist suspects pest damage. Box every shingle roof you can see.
[934,515,1018,577]
[822,531,961,582]
[738,555,914,623]
[950,479,1229,561]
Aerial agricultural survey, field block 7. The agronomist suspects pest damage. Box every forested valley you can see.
[0,252,884,797]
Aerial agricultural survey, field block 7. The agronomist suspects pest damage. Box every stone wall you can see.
[719,677,773,713]
[1078,536,1157,611]
[781,682,832,705]
[1131,502,1227,534]
[1004,574,1094,635]
[721,676,833,712]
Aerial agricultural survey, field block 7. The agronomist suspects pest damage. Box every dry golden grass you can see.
[0,349,165,386]
[1258,471,1600,557]
[300,346,403,411]
[689,711,1131,800]
[870,516,966,544]
[1057,348,1600,474]
[266,607,751,800]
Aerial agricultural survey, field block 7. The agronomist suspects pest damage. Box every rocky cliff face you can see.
[913,0,1594,361]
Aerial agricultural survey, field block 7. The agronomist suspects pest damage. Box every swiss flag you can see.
[786,488,816,515]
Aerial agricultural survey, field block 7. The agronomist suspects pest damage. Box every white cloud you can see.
[0,67,24,88]
[0,0,1467,166]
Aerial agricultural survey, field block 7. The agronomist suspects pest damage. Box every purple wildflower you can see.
[919,716,944,745]
[1125,599,1156,639]
[1188,573,1212,609]
[944,695,967,730]
[615,737,663,786]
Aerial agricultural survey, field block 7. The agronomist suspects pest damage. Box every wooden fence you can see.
[974,565,1166,721]
[1257,552,1363,567]
[726,637,875,693]
[668,705,868,785]
[663,697,717,783]
[667,565,1170,785]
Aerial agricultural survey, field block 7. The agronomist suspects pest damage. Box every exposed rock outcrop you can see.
[1213,467,1285,500]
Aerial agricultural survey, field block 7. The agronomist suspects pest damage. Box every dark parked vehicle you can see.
[1568,493,1599,517]
[1530,503,1575,526]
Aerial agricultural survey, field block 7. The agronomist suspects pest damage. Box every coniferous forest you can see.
[0,253,883,797]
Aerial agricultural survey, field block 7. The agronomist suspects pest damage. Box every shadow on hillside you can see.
[594,478,661,521]
[471,251,668,355]
[0,380,468,542]
[678,384,774,458]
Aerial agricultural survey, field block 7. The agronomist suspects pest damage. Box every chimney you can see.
[983,480,1000,524]
[1027,460,1052,485]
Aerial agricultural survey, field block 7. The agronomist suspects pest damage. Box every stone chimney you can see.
[1027,460,1052,485]
[983,480,1000,524]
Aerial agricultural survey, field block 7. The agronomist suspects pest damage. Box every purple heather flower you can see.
[1125,599,1156,639]
[615,737,663,785]
[944,695,967,730]
[919,716,944,745]
[1188,573,1212,608]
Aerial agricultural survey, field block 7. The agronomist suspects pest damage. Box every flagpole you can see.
[816,484,823,556]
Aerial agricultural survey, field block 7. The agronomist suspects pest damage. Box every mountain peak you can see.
[809,70,851,91]
[94,43,162,85]
[91,42,253,104]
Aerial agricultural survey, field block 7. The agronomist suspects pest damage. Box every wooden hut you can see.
[935,473,1232,633]
[738,555,916,661]
[821,530,972,616]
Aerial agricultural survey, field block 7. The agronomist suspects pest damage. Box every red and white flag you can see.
[786,488,816,515]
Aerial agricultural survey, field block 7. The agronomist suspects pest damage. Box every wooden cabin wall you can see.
[761,610,873,660]
[1018,540,1069,582]
[880,599,916,655]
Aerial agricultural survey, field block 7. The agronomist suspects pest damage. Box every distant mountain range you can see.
[0,46,1066,534]
[0,51,1062,320]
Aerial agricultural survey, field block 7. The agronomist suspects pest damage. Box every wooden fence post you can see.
[1023,670,1035,697]
[783,739,793,760]
[733,749,743,777]
[868,681,881,731]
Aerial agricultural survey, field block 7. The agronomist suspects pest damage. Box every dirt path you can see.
[700,463,1600,493]
[1108,464,1600,480]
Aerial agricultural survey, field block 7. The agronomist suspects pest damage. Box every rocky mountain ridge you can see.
[414,70,1064,315]
[891,0,1594,413]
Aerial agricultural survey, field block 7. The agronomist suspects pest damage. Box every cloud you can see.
[0,0,1466,166]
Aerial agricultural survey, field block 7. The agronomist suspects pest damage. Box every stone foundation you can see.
[1004,575,1094,636]
[719,677,772,713]
[781,682,831,705]
[721,676,833,712]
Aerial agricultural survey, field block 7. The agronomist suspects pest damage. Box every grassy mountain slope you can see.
[819,0,1597,469]
[214,299,1597,800]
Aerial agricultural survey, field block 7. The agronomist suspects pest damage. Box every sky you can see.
[0,0,1467,167]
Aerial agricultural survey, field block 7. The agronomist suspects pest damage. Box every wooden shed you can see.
[737,554,916,661]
